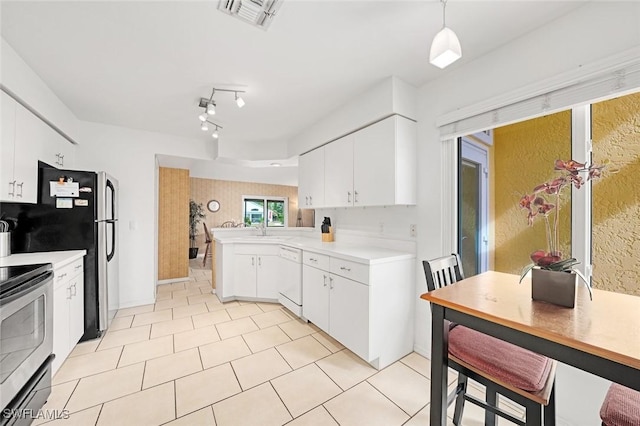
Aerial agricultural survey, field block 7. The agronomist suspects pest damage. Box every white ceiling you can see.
[1,1,586,161]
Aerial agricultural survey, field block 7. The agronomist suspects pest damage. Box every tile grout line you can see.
[267,381,294,421]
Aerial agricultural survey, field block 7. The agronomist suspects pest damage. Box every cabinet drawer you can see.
[303,251,330,270]
[330,257,369,284]
[54,258,84,289]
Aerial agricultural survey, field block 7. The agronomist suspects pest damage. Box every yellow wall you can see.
[158,167,190,280]
[592,92,640,296]
[493,112,572,274]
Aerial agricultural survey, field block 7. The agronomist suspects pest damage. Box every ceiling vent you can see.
[217,0,282,30]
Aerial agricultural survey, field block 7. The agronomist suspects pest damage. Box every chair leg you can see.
[544,383,556,426]
[524,400,542,426]
[203,243,210,267]
[453,375,468,426]
[485,386,497,426]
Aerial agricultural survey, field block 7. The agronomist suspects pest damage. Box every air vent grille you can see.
[217,0,282,30]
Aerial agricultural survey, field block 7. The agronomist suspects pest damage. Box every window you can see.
[242,196,288,227]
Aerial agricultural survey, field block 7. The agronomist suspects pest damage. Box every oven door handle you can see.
[0,271,53,306]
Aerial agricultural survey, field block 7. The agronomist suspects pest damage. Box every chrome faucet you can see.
[257,221,267,236]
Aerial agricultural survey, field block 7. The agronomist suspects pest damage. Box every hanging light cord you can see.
[441,0,447,28]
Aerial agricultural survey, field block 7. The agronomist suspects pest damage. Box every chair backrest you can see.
[422,254,465,292]
[203,223,212,243]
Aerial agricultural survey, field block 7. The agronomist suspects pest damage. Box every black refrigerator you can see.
[1,166,119,341]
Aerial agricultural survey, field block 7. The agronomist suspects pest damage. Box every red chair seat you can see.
[600,383,640,426]
[448,326,552,392]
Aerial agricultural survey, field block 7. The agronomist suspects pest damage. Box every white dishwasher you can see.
[278,246,302,317]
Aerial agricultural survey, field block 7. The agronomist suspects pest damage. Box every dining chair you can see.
[202,223,213,267]
[423,254,557,426]
[600,383,640,426]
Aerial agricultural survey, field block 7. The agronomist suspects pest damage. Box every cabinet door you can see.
[329,274,369,360]
[1,92,16,201]
[256,255,280,299]
[302,265,330,332]
[298,147,325,208]
[324,135,354,207]
[353,117,396,207]
[234,254,257,297]
[13,103,44,203]
[52,284,71,375]
[68,274,85,346]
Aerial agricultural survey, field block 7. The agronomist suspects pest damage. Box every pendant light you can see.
[429,0,462,69]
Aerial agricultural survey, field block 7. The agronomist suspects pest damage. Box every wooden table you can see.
[420,271,640,425]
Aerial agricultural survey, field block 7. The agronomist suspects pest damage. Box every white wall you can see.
[412,3,639,425]
[75,122,213,308]
[287,76,418,155]
[1,39,79,141]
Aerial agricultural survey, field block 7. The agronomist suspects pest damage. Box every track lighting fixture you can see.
[235,92,245,108]
[429,0,462,69]
[197,87,245,137]
[199,119,222,139]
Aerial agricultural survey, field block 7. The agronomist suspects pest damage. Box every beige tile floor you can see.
[36,263,526,425]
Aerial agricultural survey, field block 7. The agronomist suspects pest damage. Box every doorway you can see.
[459,137,488,277]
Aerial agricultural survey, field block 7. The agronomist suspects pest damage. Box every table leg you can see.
[430,305,448,425]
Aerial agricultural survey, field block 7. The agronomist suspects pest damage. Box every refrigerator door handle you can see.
[107,221,116,262]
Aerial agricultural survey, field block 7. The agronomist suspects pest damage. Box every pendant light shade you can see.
[429,27,462,69]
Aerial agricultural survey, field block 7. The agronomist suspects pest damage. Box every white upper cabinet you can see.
[324,134,354,207]
[311,115,416,209]
[41,123,75,168]
[0,91,77,203]
[354,115,416,206]
[1,93,17,201]
[298,146,325,208]
[6,100,43,203]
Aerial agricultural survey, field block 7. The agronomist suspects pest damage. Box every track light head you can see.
[235,93,245,108]
[212,129,219,139]
[207,102,216,115]
[198,113,208,122]
[201,122,209,131]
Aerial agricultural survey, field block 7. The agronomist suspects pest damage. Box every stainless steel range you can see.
[1,263,54,425]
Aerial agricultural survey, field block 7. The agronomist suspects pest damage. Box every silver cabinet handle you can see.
[66,287,72,300]
[323,275,327,287]
[251,257,255,266]
[71,283,77,297]
[258,257,262,266]
[16,182,23,197]
[57,272,67,281]
[329,276,334,290]
[309,196,313,205]
[347,191,351,203]
[340,266,351,272]
[354,190,359,203]
[8,180,16,197]
[55,153,61,165]
[74,265,82,271]
[305,196,309,206]
[59,154,64,166]
[309,258,317,262]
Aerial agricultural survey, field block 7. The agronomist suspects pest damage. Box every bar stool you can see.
[600,383,640,426]
[423,254,557,425]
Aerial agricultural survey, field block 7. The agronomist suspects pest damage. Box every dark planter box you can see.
[531,268,577,308]
[188,247,199,259]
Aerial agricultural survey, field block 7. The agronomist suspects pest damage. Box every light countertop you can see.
[0,250,87,269]
[215,235,414,265]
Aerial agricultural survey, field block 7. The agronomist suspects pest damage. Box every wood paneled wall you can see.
[158,167,190,280]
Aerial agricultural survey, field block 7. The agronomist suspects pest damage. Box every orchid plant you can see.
[518,159,604,299]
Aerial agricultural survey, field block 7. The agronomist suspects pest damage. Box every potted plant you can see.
[518,159,604,307]
[189,200,206,259]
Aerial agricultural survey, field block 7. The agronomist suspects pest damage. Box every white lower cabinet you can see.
[52,258,84,375]
[232,244,281,300]
[302,251,414,369]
